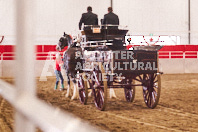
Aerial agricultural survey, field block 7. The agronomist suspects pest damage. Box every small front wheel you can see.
[124,79,135,102]
[78,74,88,105]
[92,62,108,111]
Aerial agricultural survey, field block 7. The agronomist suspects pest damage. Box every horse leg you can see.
[85,79,92,97]
[107,74,117,99]
[71,74,79,100]
[65,73,72,98]
[88,90,92,97]
[110,88,117,99]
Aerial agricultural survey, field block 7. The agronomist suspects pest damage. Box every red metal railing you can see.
[1,45,198,60]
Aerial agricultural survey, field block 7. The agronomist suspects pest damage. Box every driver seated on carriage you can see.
[102,7,119,29]
[79,6,98,30]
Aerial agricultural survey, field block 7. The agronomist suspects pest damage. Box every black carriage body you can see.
[81,47,158,75]
[113,50,158,75]
[78,27,162,110]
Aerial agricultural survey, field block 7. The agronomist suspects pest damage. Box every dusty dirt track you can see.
[0,74,198,132]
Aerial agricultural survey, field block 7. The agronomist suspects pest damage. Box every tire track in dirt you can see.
[105,112,184,132]
[130,101,198,119]
[158,105,198,119]
[116,101,198,131]
[111,97,198,119]
[35,75,198,132]
[0,99,13,132]
[92,99,198,131]
[47,92,198,132]
[68,101,195,132]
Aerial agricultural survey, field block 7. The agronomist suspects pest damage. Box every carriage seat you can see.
[82,28,128,41]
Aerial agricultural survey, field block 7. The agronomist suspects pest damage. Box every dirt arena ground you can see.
[0,74,198,132]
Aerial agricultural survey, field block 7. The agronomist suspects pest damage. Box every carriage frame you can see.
[77,26,162,111]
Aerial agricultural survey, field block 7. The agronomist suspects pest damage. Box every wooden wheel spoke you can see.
[93,71,100,86]
[129,91,132,98]
[148,74,152,81]
[143,74,147,80]
[153,85,158,89]
[153,89,157,97]
[149,93,153,106]
[100,91,104,106]
[138,75,143,81]
[147,93,150,105]
[152,92,156,103]
[82,91,86,98]
[96,91,100,104]
[153,74,157,80]
[98,93,101,107]
[134,78,141,82]
[97,89,104,108]
[145,91,149,99]
[100,90,104,103]
[153,80,158,83]
[147,74,151,80]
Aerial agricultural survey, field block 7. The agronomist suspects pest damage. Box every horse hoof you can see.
[71,96,78,100]
[65,94,71,98]
[110,96,117,99]
[88,91,92,97]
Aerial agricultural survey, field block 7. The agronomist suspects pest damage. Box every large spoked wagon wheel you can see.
[92,62,108,111]
[78,73,88,105]
[142,73,161,109]
[124,79,135,102]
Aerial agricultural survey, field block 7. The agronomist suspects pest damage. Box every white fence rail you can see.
[0,1,100,132]
[0,80,100,132]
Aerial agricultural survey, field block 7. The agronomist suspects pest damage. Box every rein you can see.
[65,35,76,48]
[0,36,4,44]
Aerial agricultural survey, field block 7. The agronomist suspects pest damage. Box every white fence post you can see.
[197,51,198,59]
[0,1,101,132]
[169,52,171,59]
[15,0,36,132]
[183,52,185,59]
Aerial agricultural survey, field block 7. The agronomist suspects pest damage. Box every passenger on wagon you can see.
[54,53,64,90]
[79,6,98,30]
[102,7,119,29]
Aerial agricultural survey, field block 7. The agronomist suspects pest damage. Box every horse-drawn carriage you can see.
[57,26,162,111]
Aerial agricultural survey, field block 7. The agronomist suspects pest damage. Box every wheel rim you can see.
[94,88,104,110]
[78,74,88,105]
[124,80,135,102]
[143,73,161,108]
[79,88,85,103]
[124,87,133,102]
[92,63,107,111]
